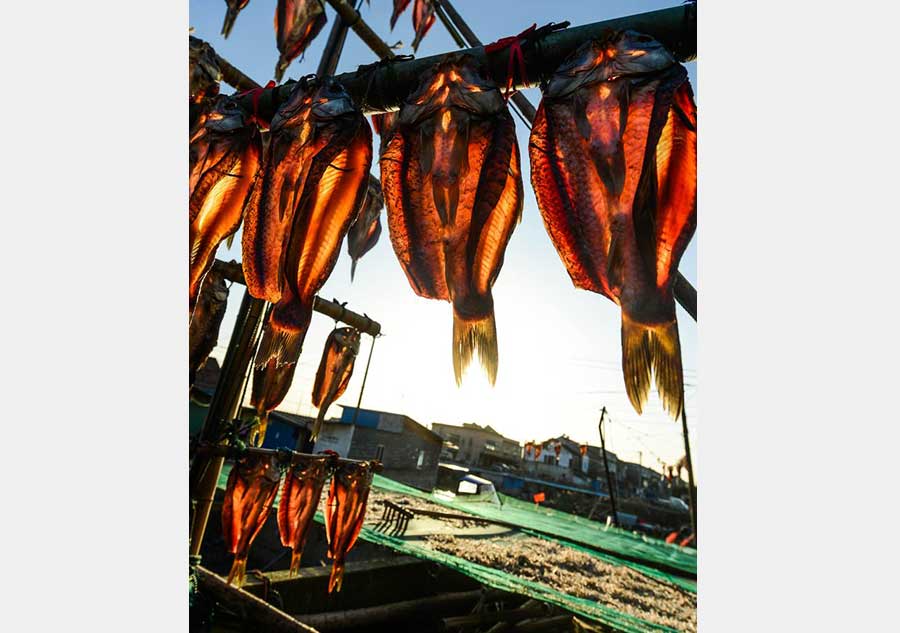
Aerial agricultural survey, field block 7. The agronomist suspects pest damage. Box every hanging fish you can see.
[325,460,374,593]
[189,36,221,104]
[380,54,523,385]
[389,0,435,52]
[248,315,301,447]
[371,112,399,148]
[529,31,696,419]
[347,176,384,280]
[222,0,251,38]
[311,327,361,439]
[189,266,229,385]
[274,0,328,82]
[221,453,282,587]
[277,454,331,574]
[190,95,262,314]
[242,76,372,370]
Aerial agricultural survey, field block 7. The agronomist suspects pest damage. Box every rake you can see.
[372,500,415,536]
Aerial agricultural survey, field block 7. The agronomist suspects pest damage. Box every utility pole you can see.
[598,407,620,528]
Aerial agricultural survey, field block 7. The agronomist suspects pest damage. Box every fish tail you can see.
[621,314,684,419]
[222,8,238,38]
[226,557,247,587]
[248,411,268,447]
[312,406,327,443]
[350,257,358,282]
[452,308,498,386]
[255,326,304,369]
[328,559,345,593]
[289,551,303,576]
[648,318,685,420]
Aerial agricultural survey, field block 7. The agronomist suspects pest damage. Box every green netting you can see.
[371,474,696,577]
[213,466,694,631]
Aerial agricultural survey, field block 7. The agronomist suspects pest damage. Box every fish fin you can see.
[225,233,235,249]
[621,313,652,415]
[227,557,247,587]
[452,309,498,386]
[328,560,345,593]
[248,412,268,447]
[607,233,622,288]
[648,319,685,420]
[290,551,303,576]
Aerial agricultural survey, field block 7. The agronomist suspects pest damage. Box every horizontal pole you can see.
[193,442,383,470]
[232,5,695,118]
[211,260,382,336]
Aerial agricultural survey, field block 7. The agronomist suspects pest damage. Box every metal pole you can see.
[681,408,698,539]
[430,0,694,318]
[598,407,620,527]
[350,335,377,426]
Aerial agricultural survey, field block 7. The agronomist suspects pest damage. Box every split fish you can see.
[311,327,361,440]
[380,54,523,385]
[189,95,262,314]
[274,0,327,82]
[189,266,229,385]
[222,0,251,39]
[529,31,696,419]
[242,76,372,372]
[346,176,384,280]
[248,315,301,447]
[277,454,331,574]
[221,453,282,587]
[390,0,435,52]
[325,461,374,593]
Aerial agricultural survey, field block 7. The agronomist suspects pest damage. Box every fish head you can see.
[189,36,221,101]
[402,54,503,123]
[310,78,357,120]
[606,30,675,77]
[204,95,251,133]
[546,31,675,98]
[270,74,319,132]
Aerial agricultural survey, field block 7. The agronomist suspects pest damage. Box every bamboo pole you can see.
[231,5,696,118]
[322,0,396,61]
[680,409,698,540]
[193,443,382,469]
[294,589,492,630]
[211,260,382,337]
[196,566,321,633]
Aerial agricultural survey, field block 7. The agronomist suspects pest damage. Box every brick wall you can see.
[346,423,441,491]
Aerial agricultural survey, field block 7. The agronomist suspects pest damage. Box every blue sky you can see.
[190,0,698,474]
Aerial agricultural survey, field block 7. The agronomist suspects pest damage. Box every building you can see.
[430,422,521,469]
[521,436,619,492]
[314,406,442,490]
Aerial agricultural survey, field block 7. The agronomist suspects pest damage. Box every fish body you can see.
[189,267,229,385]
[189,95,261,313]
[380,55,523,385]
[222,0,251,38]
[242,77,372,369]
[390,0,435,51]
[274,0,327,82]
[529,31,696,419]
[277,455,330,574]
[221,454,282,587]
[248,315,303,447]
[311,327,361,439]
[325,461,374,592]
[347,176,384,280]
